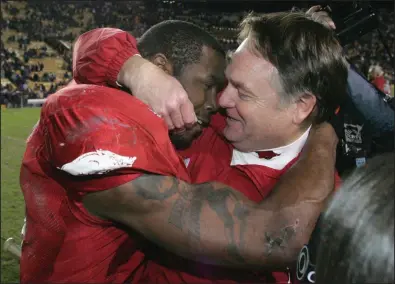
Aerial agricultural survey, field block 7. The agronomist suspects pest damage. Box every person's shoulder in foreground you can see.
[316,152,394,284]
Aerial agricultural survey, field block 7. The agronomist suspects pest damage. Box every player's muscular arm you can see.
[84,175,261,266]
[83,123,337,268]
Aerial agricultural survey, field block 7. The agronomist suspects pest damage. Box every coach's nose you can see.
[218,84,236,109]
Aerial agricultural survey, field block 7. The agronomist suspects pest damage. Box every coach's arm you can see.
[83,123,337,269]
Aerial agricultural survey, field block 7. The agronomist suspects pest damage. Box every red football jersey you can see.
[60,27,341,284]
[64,27,291,283]
[178,114,297,283]
[182,114,298,201]
[20,84,190,283]
[179,113,342,283]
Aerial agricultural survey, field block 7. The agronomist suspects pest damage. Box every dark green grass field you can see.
[1,107,41,283]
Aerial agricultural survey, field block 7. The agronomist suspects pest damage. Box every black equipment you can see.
[297,2,394,280]
[319,1,395,176]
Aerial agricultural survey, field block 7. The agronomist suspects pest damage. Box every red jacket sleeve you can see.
[72,28,139,87]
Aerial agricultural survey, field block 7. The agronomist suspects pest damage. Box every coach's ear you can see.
[292,92,317,125]
[152,53,174,76]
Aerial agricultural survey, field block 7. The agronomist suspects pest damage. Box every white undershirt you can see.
[230,126,311,170]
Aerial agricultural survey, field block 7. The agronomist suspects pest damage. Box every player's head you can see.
[138,20,227,149]
[219,12,348,152]
[316,152,394,284]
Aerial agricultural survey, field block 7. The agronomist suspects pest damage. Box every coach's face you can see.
[169,46,227,149]
[219,38,298,152]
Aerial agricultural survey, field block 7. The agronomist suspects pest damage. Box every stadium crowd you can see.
[343,10,394,91]
[1,39,72,107]
[1,1,394,107]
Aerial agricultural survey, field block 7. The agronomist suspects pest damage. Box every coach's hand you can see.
[306,5,336,30]
[117,55,197,130]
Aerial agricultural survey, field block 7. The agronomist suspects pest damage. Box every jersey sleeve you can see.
[72,28,139,87]
[43,98,187,194]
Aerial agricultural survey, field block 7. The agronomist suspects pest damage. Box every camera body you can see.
[328,1,379,45]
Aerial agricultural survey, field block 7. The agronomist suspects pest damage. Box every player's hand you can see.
[306,5,336,30]
[117,55,197,130]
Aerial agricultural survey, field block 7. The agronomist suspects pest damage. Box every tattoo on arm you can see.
[134,175,179,200]
[133,175,298,266]
[263,222,298,257]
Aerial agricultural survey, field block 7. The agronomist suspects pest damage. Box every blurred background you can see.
[0,1,393,283]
